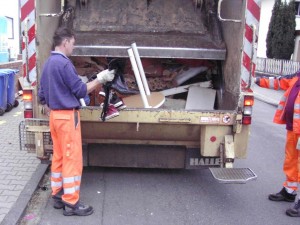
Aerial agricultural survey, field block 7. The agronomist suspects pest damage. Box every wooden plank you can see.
[185,86,216,110]
[123,92,165,108]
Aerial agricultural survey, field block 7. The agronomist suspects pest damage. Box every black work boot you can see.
[268,187,296,202]
[52,190,64,209]
[63,201,94,216]
[286,199,300,217]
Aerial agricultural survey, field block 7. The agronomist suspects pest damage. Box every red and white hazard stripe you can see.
[20,0,37,87]
[241,0,261,91]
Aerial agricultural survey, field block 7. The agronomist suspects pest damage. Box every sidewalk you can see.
[0,101,46,225]
[252,83,283,107]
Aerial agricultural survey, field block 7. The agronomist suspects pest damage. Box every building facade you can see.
[0,0,20,60]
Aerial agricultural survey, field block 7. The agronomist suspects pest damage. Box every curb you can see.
[253,91,279,107]
[0,164,49,225]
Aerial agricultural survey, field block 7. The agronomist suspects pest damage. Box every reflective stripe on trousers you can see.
[283,131,300,192]
[50,110,83,205]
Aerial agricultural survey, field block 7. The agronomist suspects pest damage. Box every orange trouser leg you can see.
[283,131,299,192]
[50,110,83,205]
[50,112,63,197]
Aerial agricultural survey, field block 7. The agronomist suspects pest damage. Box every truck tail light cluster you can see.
[242,95,254,125]
[23,89,33,118]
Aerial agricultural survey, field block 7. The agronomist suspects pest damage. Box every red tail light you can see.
[242,116,252,125]
[244,95,254,106]
[24,110,33,118]
[242,95,254,125]
[23,90,33,101]
[23,89,33,118]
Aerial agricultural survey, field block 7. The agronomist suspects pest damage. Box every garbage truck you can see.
[19,0,260,183]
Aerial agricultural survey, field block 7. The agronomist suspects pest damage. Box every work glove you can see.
[97,69,115,84]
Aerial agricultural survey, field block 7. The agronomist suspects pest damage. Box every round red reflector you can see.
[210,136,216,142]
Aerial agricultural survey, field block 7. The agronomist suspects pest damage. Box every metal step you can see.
[209,168,257,184]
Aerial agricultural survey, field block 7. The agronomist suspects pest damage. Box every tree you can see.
[282,0,296,59]
[266,0,281,58]
[266,0,296,60]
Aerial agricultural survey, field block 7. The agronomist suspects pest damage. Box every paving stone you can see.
[0,180,9,185]
[6,196,18,203]
[12,167,29,172]
[0,202,14,208]
[0,214,6,222]
[0,184,16,191]
[17,171,33,177]
[0,105,40,224]
[5,175,22,181]
[9,180,27,186]
[14,185,25,191]
[0,208,10,215]
[0,196,8,202]
[2,190,22,197]
[0,171,17,176]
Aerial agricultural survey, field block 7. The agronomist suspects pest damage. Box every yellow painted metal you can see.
[224,135,234,168]
[35,132,45,159]
[79,108,238,125]
[25,125,50,132]
[83,138,199,148]
[81,121,200,144]
[200,125,232,157]
[234,125,250,158]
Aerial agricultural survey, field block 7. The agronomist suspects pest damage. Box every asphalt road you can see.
[18,99,298,225]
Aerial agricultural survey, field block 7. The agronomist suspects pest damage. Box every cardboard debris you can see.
[185,86,216,110]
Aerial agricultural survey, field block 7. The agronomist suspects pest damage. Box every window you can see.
[5,17,13,39]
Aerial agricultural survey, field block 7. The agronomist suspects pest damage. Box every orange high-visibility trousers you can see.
[49,109,83,206]
[283,131,300,192]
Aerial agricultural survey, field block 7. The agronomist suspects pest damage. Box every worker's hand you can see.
[97,69,115,84]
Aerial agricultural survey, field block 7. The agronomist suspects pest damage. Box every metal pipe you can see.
[247,24,257,89]
[79,98,86,107]
[131,43,151,96]
[22,17,30,84]
[217,0,241,23]
[127,48,150,108]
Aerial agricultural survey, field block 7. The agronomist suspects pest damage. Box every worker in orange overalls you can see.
[38,27,115,216]
[255,73,300,217]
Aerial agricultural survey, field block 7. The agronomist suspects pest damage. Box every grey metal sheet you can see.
[72,32,226,59]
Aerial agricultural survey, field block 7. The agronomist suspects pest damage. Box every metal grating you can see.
[209,168,257,184]
[19,119,52,153]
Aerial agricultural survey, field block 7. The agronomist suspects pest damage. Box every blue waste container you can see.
[0,69,19,114]
[0,70,8,116]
